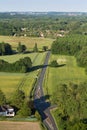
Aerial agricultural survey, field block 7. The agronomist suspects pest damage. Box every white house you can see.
[0,105,15,117]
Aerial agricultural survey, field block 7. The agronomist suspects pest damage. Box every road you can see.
[34,51,58,130]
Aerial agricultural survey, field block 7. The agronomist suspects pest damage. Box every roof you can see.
[0,105,14,112]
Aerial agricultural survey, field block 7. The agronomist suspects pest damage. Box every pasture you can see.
[44,54,87,100]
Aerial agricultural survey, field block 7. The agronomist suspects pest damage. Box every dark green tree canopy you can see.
[42,46,48,51]
[33,43,38,52]
[12,90,25,108]
[50,60,59,67]
[76,46,87,67]
[17,101,31,117]
[0,57,32,73]
[17,42,27,53]
[0,42,13,55]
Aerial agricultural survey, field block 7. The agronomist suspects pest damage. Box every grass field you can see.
[0,35,54,50]
[0,35,53,100]
[0,121,41,130]
[44,54,87,100]
[0,52,46,100]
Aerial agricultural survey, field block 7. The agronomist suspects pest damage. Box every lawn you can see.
[44,54,87,100]
[0,52,46,100]
[0,35,54,50]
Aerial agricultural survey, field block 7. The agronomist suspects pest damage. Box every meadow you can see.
[44,54,87,101]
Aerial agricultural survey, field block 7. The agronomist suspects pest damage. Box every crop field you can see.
[0,52,46,100]
[0,35,54,50]
[0,121,41,130]
[44,54,87,100]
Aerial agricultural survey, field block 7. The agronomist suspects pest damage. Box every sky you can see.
[0,0,87,12]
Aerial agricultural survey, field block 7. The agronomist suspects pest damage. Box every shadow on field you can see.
[30,65,48,72]
[58,64,66,67]
[34,94,51,120]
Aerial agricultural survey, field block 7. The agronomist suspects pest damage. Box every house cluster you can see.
[0,105,15,117]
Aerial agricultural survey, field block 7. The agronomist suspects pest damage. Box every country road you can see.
[34,51,58,130]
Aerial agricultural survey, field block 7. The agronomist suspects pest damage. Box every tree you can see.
[33,43,38,52]
[0,89,6,105]
[76,46,87,67]
[42,46,48,51]
[0,42,13,55]
[50,60,59,67]
[17,101,31,117]
[20,57,32,68]
[17,42,26,53]
[1,42,5,55]
[5,43,13,55]
[12,90,25,108]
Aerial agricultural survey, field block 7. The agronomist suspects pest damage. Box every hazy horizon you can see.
[0,0,87,12]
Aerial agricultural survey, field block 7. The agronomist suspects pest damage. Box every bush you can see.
[50,60,59,67]
[17,101,31,117]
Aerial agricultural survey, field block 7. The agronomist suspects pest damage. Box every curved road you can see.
[34,51,58,130]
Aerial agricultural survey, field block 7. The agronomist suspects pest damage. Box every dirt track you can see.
[0,121,41,130]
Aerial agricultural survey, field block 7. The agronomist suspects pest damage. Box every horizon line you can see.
[0,11,87,13]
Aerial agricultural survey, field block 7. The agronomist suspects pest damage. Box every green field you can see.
[44,54,87,100]
[0,52,46,100]
[0,36,53,100]
[0,36,54,50]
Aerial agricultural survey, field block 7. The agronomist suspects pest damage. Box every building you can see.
[0,105,15,117]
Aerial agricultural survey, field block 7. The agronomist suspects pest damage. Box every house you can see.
[0,105,15,117]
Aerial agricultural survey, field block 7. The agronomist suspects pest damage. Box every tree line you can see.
[0,57,32,73]
[0,42,26,55]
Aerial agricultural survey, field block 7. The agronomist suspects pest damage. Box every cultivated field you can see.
[44,54,87,100]
[0,121,41,130]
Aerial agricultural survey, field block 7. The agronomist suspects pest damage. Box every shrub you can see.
[50,60,59,67]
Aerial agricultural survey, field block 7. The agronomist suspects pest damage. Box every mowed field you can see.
[44,54,87,99]
[0,121,41,130]
[0,52,46,99]
[0,35,54,50]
